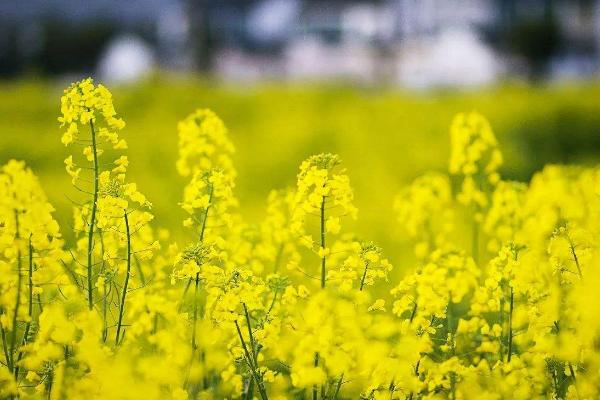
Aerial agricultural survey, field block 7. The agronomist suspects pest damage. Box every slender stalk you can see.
[134,256,146,285]
[242,304,257,363]
[199,183,214,243]
[320,196,326,289]
[152,313,159,335]
[115,210,132,345]
[86,118,100,310]
[9,211,22,370]
[102,282,108,342]
[100,230,107,341]
[446,301,454,338]
[409,302,417,323]
[388,380,395,400]
[244,379,255,400]
[359,261,370,291]
[332,374,344,399]
[242,303,258,400]
[46,367,54,400]
[507,287,514,362]
[234,320,268,400]
[265,290,278,317]
[14,236,34,380]
[182,271,201,390]
[191,272,200,350]
[1,321,10,372]
[181,183,214,300]
[312,352,319,400]
[314,195,326,399]
[37,293,43,313]
[499,292,505,360]
[568,363,576,380]
[568,237,583,279]
[26,236,33,325]
[568,362,579,397]
[201,351,209,390]
[552,369,559,398]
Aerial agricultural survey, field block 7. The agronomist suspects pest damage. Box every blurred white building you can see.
[98,34,155,83]
[215,0,504,87]
[394,27,501,88]
[2,0,600,86]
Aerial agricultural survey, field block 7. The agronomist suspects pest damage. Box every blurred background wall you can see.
[2,0,600,87]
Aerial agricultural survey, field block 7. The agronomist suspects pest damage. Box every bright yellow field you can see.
[3,78,600,258]
[0,78,599,399]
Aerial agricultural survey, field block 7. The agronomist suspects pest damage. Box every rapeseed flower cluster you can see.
[1,81,599,400]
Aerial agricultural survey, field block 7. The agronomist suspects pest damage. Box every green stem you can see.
[359,261,370,291]
[234,320,268,400]
[332,374,344,399]
[552,370,559,398]
[320,196,326,289]
[86,118,100,310]
[507,287,514,362]
[450,371,456,399]
[409,302,417,323]
[99,230,107,342]
[568,363,576,380]
[242,304,257,364]
[152,313,158,335]
[37,293,43,314]
[242,303,258,400]
[0,321,10,372]
[9,211,22,371]
[199,183,214,243]
[191,272,200,350]
[244,379,254,400]
[312,352,319,400]
[115,210,132,345]
[499,291,505,361]
[265,290,278,318]
[568,237,583,279]
[26,236,33,324]
[14,236,34,380]
[134,256,146,285]
[181,183,213,300]
[102,283,108,342]
[46,366,54,400]
[313,196,326,400]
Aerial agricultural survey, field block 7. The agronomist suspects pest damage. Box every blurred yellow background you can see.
[2,78,600,268]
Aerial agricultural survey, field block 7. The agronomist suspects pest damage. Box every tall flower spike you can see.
[292,153,357,288]
[176,108,236,178]
[449,112,503,208]
[0,160,63,386]
[449,112,503,262]
[59,78,127,310]
[177,110,238,244]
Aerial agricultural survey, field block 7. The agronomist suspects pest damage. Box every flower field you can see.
[1,78,600,399]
